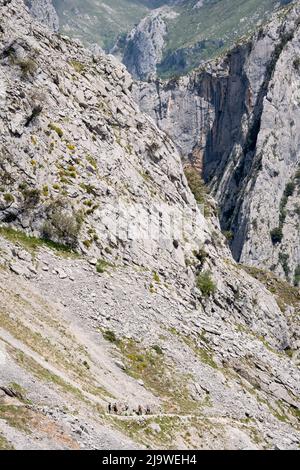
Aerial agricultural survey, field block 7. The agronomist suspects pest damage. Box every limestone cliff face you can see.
[113,9,168,81]
[25,0,59,32]
[0,0,300,451]
[135,1,300,284]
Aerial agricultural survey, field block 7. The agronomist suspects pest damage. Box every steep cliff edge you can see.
[0,0,300,450]
[25,0,59,32]
[112,8,169,81]
[135,1,300,284]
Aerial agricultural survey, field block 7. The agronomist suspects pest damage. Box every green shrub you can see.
[184,166,209,213]
[67,143,76,151]
[284,182,295,197]
[193,247,207,264]
[223,230,234,241]
[152,345,163,355]
[42,185,49,197]
[278,180,296,227]
[293,57,300,70]
[22,188,40,208]
[96,259,114,273]
[279,252,290,279]
[270,227,283,245]
[83,239,92,249]
[0,226,75,255]
[48,123,64,138]
[103,330,119,344]
[43,202,83,248]
[294,265,300,287]
[86,155,97,169]
[3,193,14,204]
[295,168,300,181]
[196,271,216,297]
[17,58,37,78]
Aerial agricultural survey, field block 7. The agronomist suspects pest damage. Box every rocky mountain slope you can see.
[135,0,300,285]
[28,0,293,79]
[0,0,300,450]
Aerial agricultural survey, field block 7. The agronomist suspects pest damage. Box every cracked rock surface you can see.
[135,1,300,284]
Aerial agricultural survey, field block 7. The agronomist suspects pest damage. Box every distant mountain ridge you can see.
[28,0,294,79]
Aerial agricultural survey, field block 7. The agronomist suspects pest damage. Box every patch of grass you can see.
[9,347,86,402]
[96,259,115,273]
[240,264,300,311]
[223,230,234,242]
[69,60,86,73]
[7,382,28,402]
[0,405,34,433]
[196,348,218,369]
[184,166,208,206]
[79,183,97,195]
[117,338,198,415]
[140,171,152,183]
[86,155,97,169]
[0,433,14,450]
[0,309,97,401]
[291,407,300,422]
[66,143,76,151]
[149,283,156,294]
[0,226,77,257]
[110,415,183,449]
[181,335,218,370]
[110,413,217,449]
[42,185,49,197]
[256,335,276,353]
[271,401,289,423]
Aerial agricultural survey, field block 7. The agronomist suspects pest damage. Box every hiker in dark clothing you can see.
[113,403,118,414]
[137,405,143,415]
[108,403,112,414]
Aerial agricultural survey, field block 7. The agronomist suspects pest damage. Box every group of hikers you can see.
[107,402,152,416]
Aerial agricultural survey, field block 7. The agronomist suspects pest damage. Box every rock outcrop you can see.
[25,0,59,32]
[113,8,168,81]
[135,1,300,284]
[0,0,299,450]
